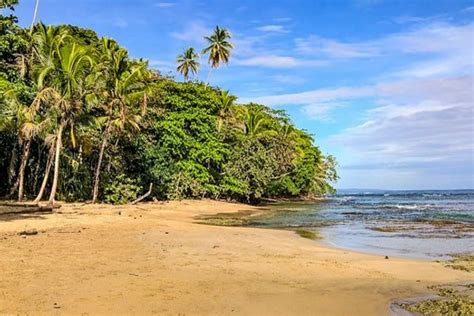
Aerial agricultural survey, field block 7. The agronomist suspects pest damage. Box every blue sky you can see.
[11,0,474,189]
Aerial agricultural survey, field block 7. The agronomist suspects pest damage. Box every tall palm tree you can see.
[33,43,93,207]
[202,26,233,83]
[176,47,200,81]
[91,38,149,203]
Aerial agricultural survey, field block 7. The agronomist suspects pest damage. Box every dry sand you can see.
[0,200,471,315]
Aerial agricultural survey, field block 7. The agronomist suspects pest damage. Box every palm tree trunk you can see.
[33,150,53,203]
[47,122,64,207]
[32,146,42,192]
[30,0,40,33]
[206,67,213,85]
[18,139,32,201]
[92,123,110,203]
[8,143,18,194]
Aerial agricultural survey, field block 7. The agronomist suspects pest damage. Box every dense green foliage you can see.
[0,2,338,204]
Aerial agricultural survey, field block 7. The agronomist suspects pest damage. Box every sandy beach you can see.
[0,200,471,315]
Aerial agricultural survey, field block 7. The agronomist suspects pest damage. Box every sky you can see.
[10,0,474,190]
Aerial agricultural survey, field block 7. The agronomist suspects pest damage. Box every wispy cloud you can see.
[155,2,175,8]
[295,35,378,58]
[462,5,474,13]
[241,86,374,106]
[295,21,473,65]
[234,55,327,68]
[170,21,211,43]
[272,75,306,85]
[148,59,176,73]
[113,18,128,28]
[256,24,288,33]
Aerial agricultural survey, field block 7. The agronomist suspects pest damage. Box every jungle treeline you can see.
[0,1,338,205]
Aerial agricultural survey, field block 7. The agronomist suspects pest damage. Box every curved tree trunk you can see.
[33,150,53,203]
[206,67,213,85]
[18,139,32,201]
[92,123,110,203]
[30,0,40,33]
[47,122,64,207]
[32,145,42,192]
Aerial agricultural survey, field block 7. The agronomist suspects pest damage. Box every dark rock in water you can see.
[18,229,38,236]
[385,256,389,259]
[341,211,365,216]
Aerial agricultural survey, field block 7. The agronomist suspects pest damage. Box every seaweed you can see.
[401,284,474,316]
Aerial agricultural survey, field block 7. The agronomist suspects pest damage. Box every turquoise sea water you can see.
[252,190,474,259]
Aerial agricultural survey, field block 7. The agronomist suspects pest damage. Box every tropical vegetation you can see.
[0,1,338,205]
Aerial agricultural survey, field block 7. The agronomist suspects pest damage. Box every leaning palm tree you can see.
[176,47,200,81]
[90,38,149,203]
[202,26,233,83]
[33,43,93,207]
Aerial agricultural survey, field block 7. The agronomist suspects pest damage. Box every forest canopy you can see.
[0,0,338,205]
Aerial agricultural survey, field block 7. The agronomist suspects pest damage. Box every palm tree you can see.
[240,107,271,138]
[176,47,200,81]
[32,23,69,69]
[33,43,93,207]
[202,26,233,83]
[91,38,149,203]
[0,89,45,201]
[215,90,236,133]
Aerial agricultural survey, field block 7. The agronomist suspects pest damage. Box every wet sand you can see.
[0,200,471,315]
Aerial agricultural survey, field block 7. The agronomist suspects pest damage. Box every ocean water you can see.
[251,190,474,259]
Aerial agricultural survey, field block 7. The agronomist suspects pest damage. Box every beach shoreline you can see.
[0,200,471,315]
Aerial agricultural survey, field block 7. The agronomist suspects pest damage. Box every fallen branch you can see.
[130,183,153,205]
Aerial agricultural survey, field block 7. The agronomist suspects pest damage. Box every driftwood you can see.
[0,203,53,216]
[130,183,153,205]
[0,202,39,208]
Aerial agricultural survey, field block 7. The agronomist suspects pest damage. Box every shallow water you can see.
[251,190,474,259]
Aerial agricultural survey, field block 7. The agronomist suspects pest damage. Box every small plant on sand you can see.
[295,229,321,240]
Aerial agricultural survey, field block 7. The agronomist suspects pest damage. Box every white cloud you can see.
[171,21,211,43]
[462,5,474,13]
[295,35,378,58]
[241,86,374,106]
[295,22,474,66]
[256,24,288,33]
[301,103,345,121]
[272,75,306,85]
[234,55,327,68]
[329,76,474,175]
[148,59,176,73]
[113,18,128,28]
